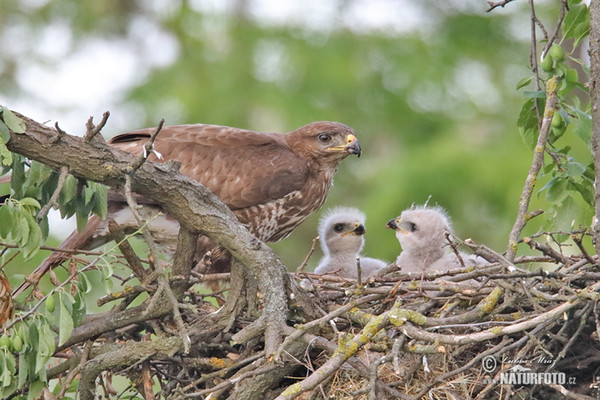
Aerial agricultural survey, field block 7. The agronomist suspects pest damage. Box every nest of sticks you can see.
[127,229,599,400]
[28,229,600,400]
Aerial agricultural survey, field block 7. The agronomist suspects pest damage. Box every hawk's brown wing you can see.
[110,124,310,210]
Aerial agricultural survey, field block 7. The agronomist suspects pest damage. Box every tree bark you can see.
[589,1,600,255]
[4,113,289,354]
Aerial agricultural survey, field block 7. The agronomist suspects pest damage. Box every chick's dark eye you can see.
[409,222,417,232]
[318,133,332,143]
[333,223,345,232]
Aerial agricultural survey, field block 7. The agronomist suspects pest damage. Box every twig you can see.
[356,256,362,288]
[273,293,382,361]
[407,338,513,400]
[0,242,104,256]
[108,219,148,282]
[130,119,165,172]
[37,165,69,222]
[83,111,110,142]
[275,300,410,400]
[123,174,190,354]
[507,76,559,261]
[296,235,319,272]
[56,341,93,398]
[486,0,516,12]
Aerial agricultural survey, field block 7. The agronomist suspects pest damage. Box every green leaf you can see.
[27,379,45,400]
[519,127,537,150]
[17,214,30,248]
[39,215,49,239]
[19,197,41,210]
[564,161,586,178]
[571,107,592,144]
[1,108,26,134]
[78,272,92,295]
[21,216,42,260]
[0,141,12,167]
[0,120,10,142]
[562,3,590,48]
[516,76,532,90]
[0,352,10,388]
[17,352,29,389]
[71,291,86,326]
[90,183,108,219]
[58,292,74,346]
[35,321,55,374]
[523,90,546,99]
[0,204,14,239]
[23,161,54,199]
[59,175,78,205]
[10,155,26,199]
[542,177,569,203]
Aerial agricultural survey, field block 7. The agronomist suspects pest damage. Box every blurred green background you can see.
[0,0,592,272]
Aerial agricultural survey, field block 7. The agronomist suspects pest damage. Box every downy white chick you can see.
[314,207,387,279]
[386,205,483,274]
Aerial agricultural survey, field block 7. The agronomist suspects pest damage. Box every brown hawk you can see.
[13,121,361,296]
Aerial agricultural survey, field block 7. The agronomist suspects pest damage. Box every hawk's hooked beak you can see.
[386,217,409,234]
[341,222,366,236]
[328,134,362,157]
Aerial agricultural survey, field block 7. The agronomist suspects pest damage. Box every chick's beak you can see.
[353,223,365,235]
[341,222,365,236]
[386,218,402,232]
[386,218,396,230]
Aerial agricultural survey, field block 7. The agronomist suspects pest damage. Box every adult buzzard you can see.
[13,121,361,296]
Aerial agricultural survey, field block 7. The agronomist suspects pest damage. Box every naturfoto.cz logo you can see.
[481,355,574,385]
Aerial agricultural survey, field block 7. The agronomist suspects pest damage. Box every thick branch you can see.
[5,113,289,354]
[590,0,600,255]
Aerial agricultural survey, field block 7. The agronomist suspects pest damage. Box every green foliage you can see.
[0,197,42,259]
[514,2,592,236]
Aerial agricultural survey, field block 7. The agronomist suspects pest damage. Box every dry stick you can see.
[179,352,265,393]
[547,303,593,371]
[273,293,383,361]
[571,233,596,266]
[407,337,513,400]
[37,165,69,222]
[275,300,412,400]
[506,76,559,261]
[296,235,319,272]
[56,341,93,398]
[486,0,516,12]
[0,242,104,256]
[83,111,110,142]
[392,335,407,374]
[181,364,280,399]
[108,219,148,282]
[289,327,407,399]
[356,256,363,288]
[122,175,190,354]
[399,296,583,346]
[545,384,597,400]
[130,119,165,172]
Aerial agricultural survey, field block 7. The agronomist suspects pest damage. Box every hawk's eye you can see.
[409,222,417,232]
[318,133,332,143]
[333,223,345,232]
